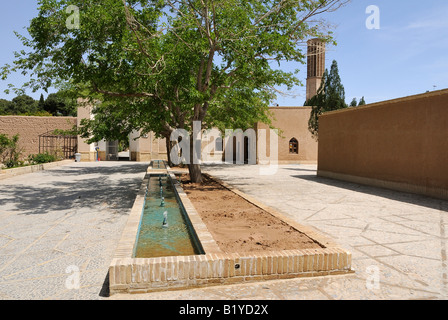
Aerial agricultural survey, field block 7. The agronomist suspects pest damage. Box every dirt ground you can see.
[180,174,323,253]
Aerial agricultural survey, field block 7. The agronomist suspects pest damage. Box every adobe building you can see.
[256,107,317,164]
[76,39,326,164]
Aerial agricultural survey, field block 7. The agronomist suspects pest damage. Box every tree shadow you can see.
[291,174,448,212]
[0,163,149,216]
[47,163,150,176]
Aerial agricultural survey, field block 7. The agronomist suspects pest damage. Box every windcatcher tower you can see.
[306,38,326,101]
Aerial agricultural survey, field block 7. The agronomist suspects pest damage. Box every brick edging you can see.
[202,173,344,249]
[109,164,354,295]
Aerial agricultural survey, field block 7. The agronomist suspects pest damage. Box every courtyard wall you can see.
[317,89,448,200]
[0,116,77,160]
[257,107,318,164]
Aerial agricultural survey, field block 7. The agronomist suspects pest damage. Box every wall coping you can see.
[0,115,77,120]
[268,106,311,110]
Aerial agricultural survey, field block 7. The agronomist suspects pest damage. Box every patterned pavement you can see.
[112,164,448,300]
[0,162,148,299]
[1,162,447,300]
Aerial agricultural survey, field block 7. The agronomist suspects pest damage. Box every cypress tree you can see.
[305,60,347,139]
[358,96,366,106]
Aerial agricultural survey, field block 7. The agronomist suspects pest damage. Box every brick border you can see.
[109,163,353,295]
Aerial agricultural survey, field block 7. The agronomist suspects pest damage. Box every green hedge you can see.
[28,152,57,165]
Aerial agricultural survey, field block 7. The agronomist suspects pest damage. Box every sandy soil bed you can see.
[180,174,323,253]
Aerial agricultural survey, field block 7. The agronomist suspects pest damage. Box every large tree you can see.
[305,59,347,139]
[43,91,78,116]
[2,0,349,182]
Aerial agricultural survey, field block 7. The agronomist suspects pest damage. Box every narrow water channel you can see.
[133,174,202,258]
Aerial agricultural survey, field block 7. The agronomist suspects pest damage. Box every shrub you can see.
[0,134,22,168]
[28,152,57,165]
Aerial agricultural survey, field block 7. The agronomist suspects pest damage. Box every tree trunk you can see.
[188,163,203,184]
[188,134,203,183]
[165,134,173,167]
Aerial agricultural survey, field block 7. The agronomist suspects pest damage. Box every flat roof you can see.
[321,88,448,117]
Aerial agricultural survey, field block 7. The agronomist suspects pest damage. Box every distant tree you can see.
[42,91,77,116]
[55,91,78,116]
[358,96,366,106]
[0,99,13,115]
[305,60,348,139]
[10,95,39,115]
[43,93,64,115]
[350,98,357,107]
[38,93,45,109]
[0,92,75,116]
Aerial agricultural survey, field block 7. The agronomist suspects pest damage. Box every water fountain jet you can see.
[162,211,168,228]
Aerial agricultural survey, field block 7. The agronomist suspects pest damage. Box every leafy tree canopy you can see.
[358,96,366,106]
[0,91,76,116]
[349,96,367,107]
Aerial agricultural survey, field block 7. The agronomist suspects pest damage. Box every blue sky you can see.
[276,0,448,105]
[1,1,447,106]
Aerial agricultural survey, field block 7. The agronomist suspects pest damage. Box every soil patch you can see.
[180,174,323,253]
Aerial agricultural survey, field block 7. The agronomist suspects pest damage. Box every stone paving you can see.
[1,162,448,300]
[110,164,448,300]
[0,161,148,299]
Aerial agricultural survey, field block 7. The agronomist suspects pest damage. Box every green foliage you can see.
[0,94,48,115]
[358,96,366,106]
[28,152,57,164]
[42,91,77,116]
[0,99,13,114]
[0,90,76,116]
[349,96,367,107]
[0,134,22,168]
[305,60,348,139]
[11,95,39,114]
[52,126,78,136]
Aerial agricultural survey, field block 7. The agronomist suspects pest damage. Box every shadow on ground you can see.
[0,163,149,216]
[291,174,448,212]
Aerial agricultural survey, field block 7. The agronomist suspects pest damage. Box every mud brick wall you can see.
[318,89,448,200]
[257,107,318,164]
[0,116,77,160]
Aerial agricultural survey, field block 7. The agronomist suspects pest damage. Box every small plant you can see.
[0,134,22,168]
[28,152,57,165]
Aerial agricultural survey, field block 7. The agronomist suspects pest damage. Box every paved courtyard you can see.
[1,162,448,300]
[112,163,448,300]
[0,162,148,299]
